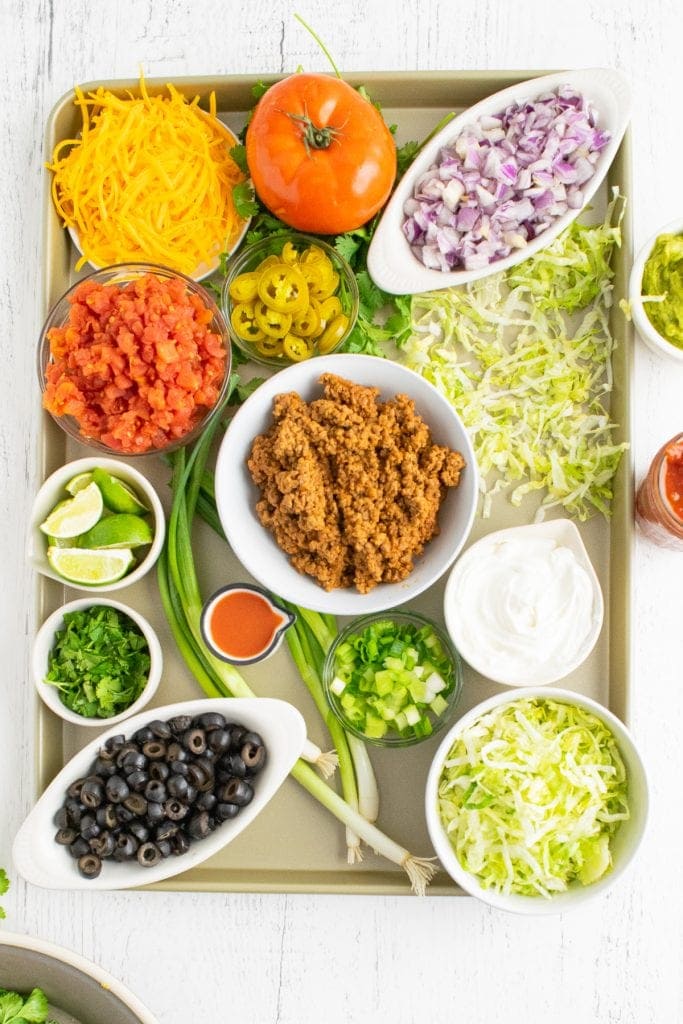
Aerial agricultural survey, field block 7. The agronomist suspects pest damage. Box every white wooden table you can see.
[2,2,682,1021]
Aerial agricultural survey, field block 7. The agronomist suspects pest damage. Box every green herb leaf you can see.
[0,987,52,1024]
[232,180,259,220]
[229,143,248,175]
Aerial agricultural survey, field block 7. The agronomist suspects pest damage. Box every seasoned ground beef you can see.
[247,373,466,593]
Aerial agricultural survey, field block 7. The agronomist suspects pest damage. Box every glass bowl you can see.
[322,609,463,748]
[37,262,232,456]
[221,232,359,368]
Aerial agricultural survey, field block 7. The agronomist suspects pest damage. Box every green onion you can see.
[158,391,436,894]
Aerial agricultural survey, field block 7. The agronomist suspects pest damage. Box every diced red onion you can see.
[402,85,611,271]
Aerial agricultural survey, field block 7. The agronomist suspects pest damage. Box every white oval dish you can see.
[443,518,604,686]
[28,456,166,593]
[214,353,479,615]
[367,67,631,295]
[0,930,161,1023]
[32,597,163,727]
[628,215,683,364]
[12,697,306,891]
[66,116,251,282]
[424,686,649,915]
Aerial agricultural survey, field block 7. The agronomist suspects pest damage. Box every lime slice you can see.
[47,546,135,585]
[92,468,148,514]
[39,482,104,539]
[65,471,95,496]
[77,513,154,550]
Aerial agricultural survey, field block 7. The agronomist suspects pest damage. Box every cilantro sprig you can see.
[0,987,58,1024]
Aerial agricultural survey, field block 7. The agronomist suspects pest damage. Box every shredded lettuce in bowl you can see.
[399,188,629,521]
[437,697,630,898]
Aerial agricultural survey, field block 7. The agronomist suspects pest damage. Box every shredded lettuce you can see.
[437,697,630,898]
[399,188,628,521]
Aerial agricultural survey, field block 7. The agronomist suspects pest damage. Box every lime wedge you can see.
[77,513,154,550]
[65,471,95,496]
[47,546,135,585]
[39,482,104,539]
[92,468,148,514]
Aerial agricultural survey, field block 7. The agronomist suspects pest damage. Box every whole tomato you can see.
[245,73,397,235]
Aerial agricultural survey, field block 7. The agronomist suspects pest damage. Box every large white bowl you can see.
[214,353,479,615]
[12,697,306,891]
[425,687,649,915]
[367,67,631,295]
[32,597,163,727]
[28,456,166,593]
[629,215,683,364]
[0,930,160,1023]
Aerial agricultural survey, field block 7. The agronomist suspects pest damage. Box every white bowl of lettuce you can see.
[425,687,648,914]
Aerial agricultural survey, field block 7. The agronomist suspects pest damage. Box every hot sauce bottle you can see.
[635,433,683,550]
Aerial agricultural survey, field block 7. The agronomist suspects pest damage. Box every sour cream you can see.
[444,527,601,685]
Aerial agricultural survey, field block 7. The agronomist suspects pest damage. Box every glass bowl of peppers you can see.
[322,609,464,748]
[221,232,359,367]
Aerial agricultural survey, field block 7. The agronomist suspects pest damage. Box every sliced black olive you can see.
[55,827,77,845]
[218,778,253,807]
[78,853,102,879]
[104,734,126,753]
[94,746,115,764]
[148,719,172,740]
[171,832,190,856]
[105,775,130,804]
[53,806,70,829]
[69,836,90,859]
[187,810,210,840]
[184,784,198,805]
[149,761,170,782]
[195,791,217,812]
[166,742,189,763]
[155,820,178,843]
[113,834,139,861]
[90,831,116,858]
[164,798,188,822]
[170,760,189,777]
[79,814,100,841]
[123,793,148,816]
[156,838,172,858]
[145,779,167,803]
[187,760,212,791]
[115,742,139,767]
[166,774,189,802]
[128,821,150,844]
[207,729,231,755]
[67,777,86,800]
[195,711,227,732]
[168,714,193,735]
[132,726,155,744]
[120,750,147,774]
[145,801,165,826]
[126,769,149,793]
[64,798,84,826]
[100,803,119,830]
[215,802,240,822]
[228,725,247,750]
[222,753,247,779]
[116,805,135,825]
[142,740,167,760]
[137,842,162,867]
[80,778,105,809]
[183,728,207,755]
[241,739,266,773]
[91,756,116,777]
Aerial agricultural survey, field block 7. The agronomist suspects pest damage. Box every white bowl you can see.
[12,696,306,890]
[33,597,163,727]
[367,67,631,295]
[214,353,479,615]
[629,215,683,363]
[28,456,166,593]
[425,686,649,915]
[0,930,160,1023]
[443,519,604,686]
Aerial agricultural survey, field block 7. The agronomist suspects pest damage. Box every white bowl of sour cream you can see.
[443,519,604,687]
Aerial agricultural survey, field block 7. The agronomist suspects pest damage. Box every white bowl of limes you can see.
[29,457,165,592]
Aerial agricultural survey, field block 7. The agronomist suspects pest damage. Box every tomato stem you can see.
[286,111,342,155]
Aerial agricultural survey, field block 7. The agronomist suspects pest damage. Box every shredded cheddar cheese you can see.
[48,76,248,277]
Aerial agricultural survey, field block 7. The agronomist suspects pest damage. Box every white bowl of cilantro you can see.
[425,687,648,914]
[33,597,162,726]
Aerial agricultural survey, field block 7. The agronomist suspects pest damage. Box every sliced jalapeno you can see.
[253,300,293,339]
[257,263,309,315]
[282,334,314,362]
[231,302,265,342]
[317,314,349,354]
[228,272,259,304]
